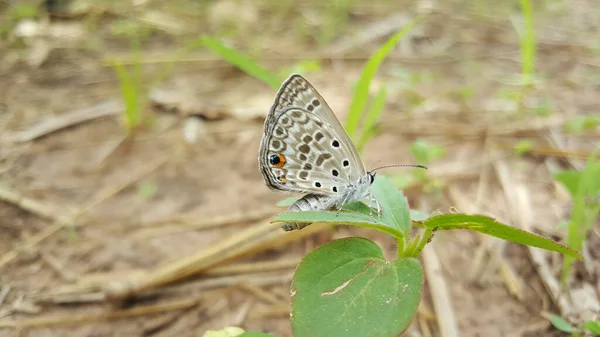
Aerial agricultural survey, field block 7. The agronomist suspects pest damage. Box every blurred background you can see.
[0,0,599,336]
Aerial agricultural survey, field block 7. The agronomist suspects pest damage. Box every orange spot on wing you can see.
[274,154,286,168]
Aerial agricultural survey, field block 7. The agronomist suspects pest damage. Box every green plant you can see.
[507,0,542,113]
[268,176,581,337]
[109,34,210,136]
[110,45,145,134]
[8,4,39,21]
[517,0,536,89]
[544,312,600,336]
[553,151,600,284]
[0,3,39,38]
[198,22,418,154]
[109,19,156,41]
[391,139,446,192]
[388,68,436,111]
[138,183,157,199]
[199,36,281,89]
[515,139,533,155]
[278,59,322,80]
[565,115,600,134]
[356,86,387,153]
[344,21,418,141]
[317,0,359,45]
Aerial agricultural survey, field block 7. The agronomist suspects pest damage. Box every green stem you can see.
[412,229,434,257]
[396,237,406,259]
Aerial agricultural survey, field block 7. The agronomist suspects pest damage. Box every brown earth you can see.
[0,1,598,337]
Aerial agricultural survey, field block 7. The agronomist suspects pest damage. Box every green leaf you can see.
[138,183,157,199]
[276,197,299,207]
[410,209,431,221]
[111,60,142,132]
[410,139,446,165]
[270,176,409,238]
[199,36,281,89]
[554,151,600,282]
[9,4,39,21]
[582,320,600,335]
[357,86,387,152]
[423,214,582,259]
[515,0,536,79]
[345,21,418,138]
[515,139,533,155]
[272,211,403,239]
[291,238,422,337]
[284,59,322,76]
[547,314,578,333]
[370,175,411,235]
[565,115,600,134]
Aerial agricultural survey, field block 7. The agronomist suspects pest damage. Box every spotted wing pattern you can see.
[258,74,366,197]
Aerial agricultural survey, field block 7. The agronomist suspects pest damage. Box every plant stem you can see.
[396,237,406,259]
[412,229,434,257]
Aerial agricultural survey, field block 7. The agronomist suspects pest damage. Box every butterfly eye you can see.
[368,172,375,184]
[269,154,286,168]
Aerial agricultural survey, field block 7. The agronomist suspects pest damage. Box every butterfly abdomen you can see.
[288,194,335,213]
[282,194,336,231]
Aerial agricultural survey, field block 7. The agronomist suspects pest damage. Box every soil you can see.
[0,1,598,337]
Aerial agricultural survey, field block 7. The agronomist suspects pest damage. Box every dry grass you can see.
[0,1,598,336]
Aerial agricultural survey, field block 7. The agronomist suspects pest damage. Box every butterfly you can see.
[259,74,423,231]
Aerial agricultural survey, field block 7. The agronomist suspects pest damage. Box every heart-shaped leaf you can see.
[291,238,422,337]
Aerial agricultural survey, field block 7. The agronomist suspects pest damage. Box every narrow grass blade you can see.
[357,86,387,152]
[345,20,418,138]
[556,150,600,283]
[111,61,140,131]
[199,36,281,89]
[519,0,536,81]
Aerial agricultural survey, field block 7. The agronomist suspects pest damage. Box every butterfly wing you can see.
[259,74,367,196]
[267,74,365,175]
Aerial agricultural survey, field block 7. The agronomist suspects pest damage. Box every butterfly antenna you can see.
[370,164,428,173]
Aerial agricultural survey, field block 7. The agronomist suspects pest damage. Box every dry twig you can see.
[0,156,168,269]
[422,245,459,337]
[0,298,198,329]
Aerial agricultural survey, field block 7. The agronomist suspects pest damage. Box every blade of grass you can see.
[199,36,281,89]
[519,0,535,84]
[344,20,418,139]
[111,61,140,132]
[561,151,600,284]
[356,86,387,152]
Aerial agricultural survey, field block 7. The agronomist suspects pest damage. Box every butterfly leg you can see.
[335,193,351,216]
[367,193,382,220]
